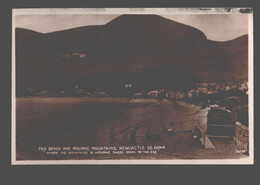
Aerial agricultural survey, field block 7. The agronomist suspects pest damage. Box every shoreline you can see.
[15,96,245,160]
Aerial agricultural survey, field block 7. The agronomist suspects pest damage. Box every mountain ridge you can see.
[15,14,248,93]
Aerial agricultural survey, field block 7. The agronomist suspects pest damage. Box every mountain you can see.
[15,14,248,94]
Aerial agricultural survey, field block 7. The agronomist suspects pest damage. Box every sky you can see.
[15,14,248,41]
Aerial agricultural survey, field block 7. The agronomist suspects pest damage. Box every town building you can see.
[234,121,249,154]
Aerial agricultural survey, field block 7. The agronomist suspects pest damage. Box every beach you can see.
[15,97,245,160]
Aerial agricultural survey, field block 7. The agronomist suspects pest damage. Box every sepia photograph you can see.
[12,8,254,165]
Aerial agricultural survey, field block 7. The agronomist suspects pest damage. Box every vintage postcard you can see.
[12,8,254,165]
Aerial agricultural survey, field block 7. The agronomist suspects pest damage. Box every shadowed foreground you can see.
[16,97,245,160]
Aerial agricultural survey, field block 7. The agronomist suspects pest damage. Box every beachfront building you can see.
[166,90,185,100]
[167,91,175,100]
[175,91,184,100]
[187,91,193,98]
[206,105,236,137]
[134,92,144,98]
[148,90,159,98]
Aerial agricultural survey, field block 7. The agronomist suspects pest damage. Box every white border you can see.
[248,14,254,164]
[12,9,16,165]
[12,8,254,165]
[12,8,251,15]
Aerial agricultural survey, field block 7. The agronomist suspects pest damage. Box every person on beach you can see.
[161,124,167,135]
[145,127,153,141]
[109,127,115,145]
[167,122,175,136]
[130,127,138,145]
[192,126,202,144]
